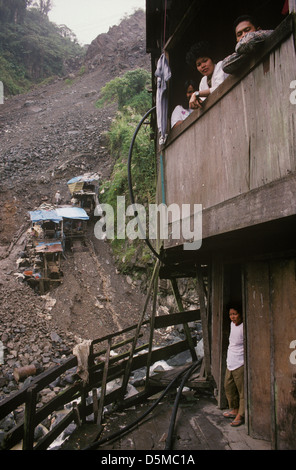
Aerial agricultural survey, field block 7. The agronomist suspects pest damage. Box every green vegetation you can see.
[97,69,156,276]
[0,1,84,95]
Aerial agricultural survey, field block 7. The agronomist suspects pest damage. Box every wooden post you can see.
[92,388,99,424]
[196,265,211,377]
[73,402,82,427]
[80,384,88,424]
[121,259,160,396]
[170,278,198,362]
[97,338,111,425]
[23,385,38,450]
[145,262,160,390]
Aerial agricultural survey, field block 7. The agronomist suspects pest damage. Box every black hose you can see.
[165,361,200,450]
[82,361,199,450]
[127,106,162,261]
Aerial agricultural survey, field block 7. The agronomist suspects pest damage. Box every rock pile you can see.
[0,279,78,400]
[85,9,148,74]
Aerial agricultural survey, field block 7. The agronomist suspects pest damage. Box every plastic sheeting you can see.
[67,173,100,194]
[56,207,89,220]
[73,340,92,383]
[155,53,171,145]
[29,210,63,223]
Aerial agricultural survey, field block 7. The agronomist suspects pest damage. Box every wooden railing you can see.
[0,308,200,450]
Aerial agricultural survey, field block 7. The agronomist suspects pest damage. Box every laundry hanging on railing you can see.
[155,53,171,145]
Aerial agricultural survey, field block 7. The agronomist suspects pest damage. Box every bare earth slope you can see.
[0,11,152,395]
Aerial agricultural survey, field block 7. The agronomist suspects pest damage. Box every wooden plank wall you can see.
[162,34,296,218]
[245,262,272,441]
[270,258,296,450]
[244,258,296,449]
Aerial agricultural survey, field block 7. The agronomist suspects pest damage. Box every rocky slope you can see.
[0,10,155,400]
[0,9,201,410]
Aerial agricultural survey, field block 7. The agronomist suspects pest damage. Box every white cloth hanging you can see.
[155,53,171,145]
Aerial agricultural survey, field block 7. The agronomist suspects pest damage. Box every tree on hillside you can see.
[97,69,151,113]
[31,0,52,16]
[0,0,30,24]
[0,3,84,94]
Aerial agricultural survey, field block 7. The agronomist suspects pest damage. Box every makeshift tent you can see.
[56,207,89,220]
[29,210,63,224]
[67,173,100,195]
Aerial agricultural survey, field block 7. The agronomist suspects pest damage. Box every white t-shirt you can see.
[171,105,193,128]
[199,61,228,99]
[226,322,244,371]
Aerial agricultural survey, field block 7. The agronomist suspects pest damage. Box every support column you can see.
[196,265,211,378]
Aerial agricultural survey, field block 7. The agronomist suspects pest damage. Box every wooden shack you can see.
[67,173,100,217]
[27,209,64,293]
[145,0,296,449]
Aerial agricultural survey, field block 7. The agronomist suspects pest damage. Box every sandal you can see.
[223,411,237,419]
[231,417,245,427]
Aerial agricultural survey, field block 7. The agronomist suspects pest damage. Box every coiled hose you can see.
[127,106,161,261]
[82,360,200,450]
[165,361,200,450]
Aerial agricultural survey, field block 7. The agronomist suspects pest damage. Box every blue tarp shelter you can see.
[29,210,63,223]
[67,173,100,194]
[56,207,89,220]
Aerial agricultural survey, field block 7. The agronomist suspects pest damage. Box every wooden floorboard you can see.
[74,392,271,451]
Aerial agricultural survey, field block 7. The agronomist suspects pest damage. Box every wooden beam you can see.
[170,278,198,362]
[97,338,111,426]
[196,266,211,377]
[145,261,160,390]
[23,385,37,450]
[120,259,160,397]
[164,174,296,250]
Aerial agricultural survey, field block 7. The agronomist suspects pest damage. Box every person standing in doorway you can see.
[223,302,245,427]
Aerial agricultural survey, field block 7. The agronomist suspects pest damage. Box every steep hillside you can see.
[0,5,84,95]
[0,10,157,400]
[85,9,149,75]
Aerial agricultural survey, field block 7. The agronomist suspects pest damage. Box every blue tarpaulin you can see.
[67,173,100,194]
[67,174,100,185]
[56,207,89,220]
[29,210,62,223]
